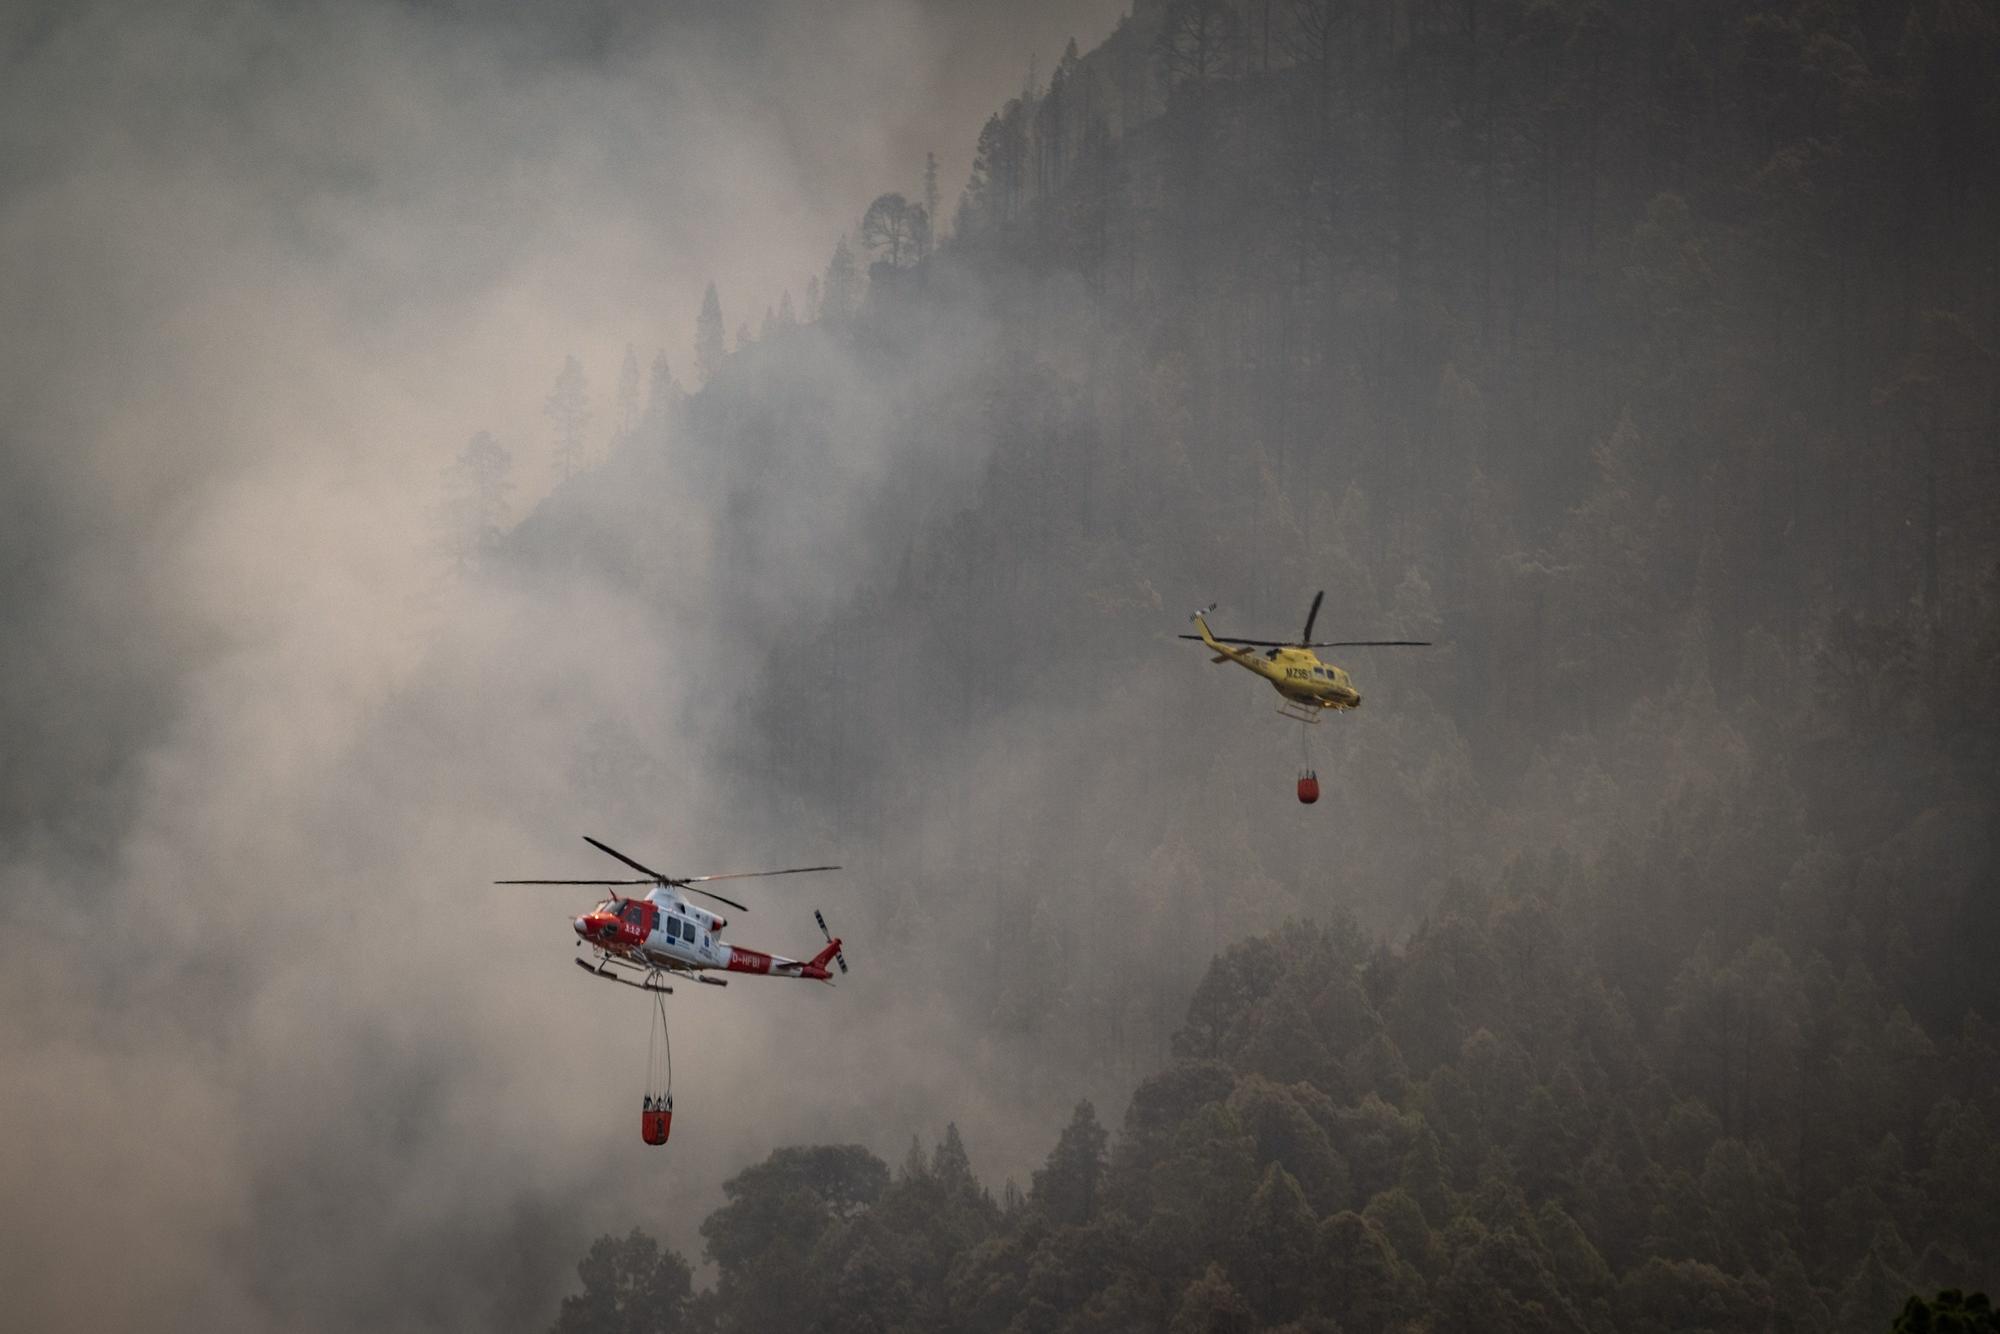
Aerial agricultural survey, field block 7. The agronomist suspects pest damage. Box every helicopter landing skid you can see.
[575,955,674,994]
[1276,700,1324,724]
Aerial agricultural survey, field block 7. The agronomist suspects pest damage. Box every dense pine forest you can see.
[551,902,1999,1332]
[445,0,2000,1328]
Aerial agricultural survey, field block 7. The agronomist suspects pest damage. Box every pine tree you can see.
[1236,1164,1317,1324]
[1400,1123,1453,1225]
[821,237,859,323]
[931,1123,977,1193]
[438,430,511,574]
[613,343,639,448]
[644,351,676,435]
[1838,1243,1913,1334]
[550,1229,694,1334]
[1364,1187,1439,1277]
[545,355,590,482]
[1157,0,1239,104]
[1317,1212,1414,1334]
[1170,1263,1255,1334]
[1030,1100,1108,1226]
[861,193,929,270]
[960,117,1002,237]
[694,282,726,384]
[923,150,941,249]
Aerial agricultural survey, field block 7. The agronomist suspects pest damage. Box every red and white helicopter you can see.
[497,836,847,995]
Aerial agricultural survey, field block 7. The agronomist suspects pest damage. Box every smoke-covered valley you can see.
[0,1,1130,1327]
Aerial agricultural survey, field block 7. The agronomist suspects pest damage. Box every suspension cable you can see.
[646,991,672,1103]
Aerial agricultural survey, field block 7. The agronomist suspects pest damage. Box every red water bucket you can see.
[1297,772,1320,804]
[642,1108,673,1145]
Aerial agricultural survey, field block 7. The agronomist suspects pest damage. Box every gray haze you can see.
[0,2,1124,1329]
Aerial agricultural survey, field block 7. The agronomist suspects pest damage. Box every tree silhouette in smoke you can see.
[695,282,727,385]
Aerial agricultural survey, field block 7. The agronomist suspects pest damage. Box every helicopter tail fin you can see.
[808,909,848,981]
[1186,605,1235,661]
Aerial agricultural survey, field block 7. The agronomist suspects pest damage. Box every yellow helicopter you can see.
[1181,591,1430,724]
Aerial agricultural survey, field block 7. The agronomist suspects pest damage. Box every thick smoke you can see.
[0,2,1123,1329]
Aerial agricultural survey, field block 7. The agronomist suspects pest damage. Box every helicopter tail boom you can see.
[719,910,849,982]
[1186,608,1260,673]
[1188,609,1229,656]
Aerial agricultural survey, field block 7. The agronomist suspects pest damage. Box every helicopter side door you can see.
[651,905,711,964]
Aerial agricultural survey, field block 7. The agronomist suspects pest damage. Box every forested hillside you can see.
[500,0,2000,1327]
[552,895,2000,1332]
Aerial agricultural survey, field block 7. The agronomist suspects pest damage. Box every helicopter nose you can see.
[573,916,589,938]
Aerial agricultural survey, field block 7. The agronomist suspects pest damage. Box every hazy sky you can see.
[0,2,1125,1329]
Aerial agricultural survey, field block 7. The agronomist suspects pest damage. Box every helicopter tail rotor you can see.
[813,909,849,976]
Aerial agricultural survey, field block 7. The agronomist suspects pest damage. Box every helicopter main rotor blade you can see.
[493,877,750,913]
[570,839,840,912]
[1304,640,1433,647]
[494,879,653,885]
[1301,590,1324,644]
[665,865,842,913]
[583,836,671,882]
[677,885,750,913]
[1176,634,1291,646]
